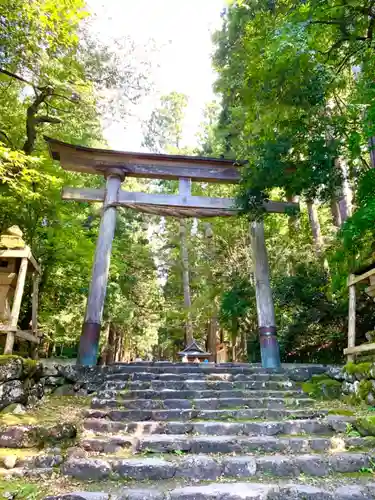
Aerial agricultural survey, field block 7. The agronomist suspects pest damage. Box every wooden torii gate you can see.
[46,137,298,368]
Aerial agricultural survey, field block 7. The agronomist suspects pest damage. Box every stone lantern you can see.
[0,226,41,355]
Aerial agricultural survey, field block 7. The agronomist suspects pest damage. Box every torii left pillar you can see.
[77,169,125,366]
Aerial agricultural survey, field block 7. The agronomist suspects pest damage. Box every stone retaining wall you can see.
[324,362,375,405]
[0,356,105,412]
[291,361,375,406]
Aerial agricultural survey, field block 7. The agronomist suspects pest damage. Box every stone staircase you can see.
[45,363,375,498]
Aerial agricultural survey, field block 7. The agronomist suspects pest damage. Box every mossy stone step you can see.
[80,433,375,455]
[83,416,350,436]
[95,389,305,400]
[90,397,313,411]
[102,380,296,392]
[84,407,327,422]
[105,372,289,382]
[60,452,374,481]
[107,363,284,374]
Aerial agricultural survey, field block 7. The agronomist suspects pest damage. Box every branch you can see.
[35,116,62,125]
[51,93,80,104]
[368,14,375,40]
[0,68,39,89]
[321,38,348,59]
[0,130,12,147]
[360,155,371,169]
[336,46,363,74]
[23,88,54,154]
[310,20,345,26]
[45,102,71,114]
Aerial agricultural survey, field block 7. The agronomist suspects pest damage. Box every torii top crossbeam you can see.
[45,137,297,218]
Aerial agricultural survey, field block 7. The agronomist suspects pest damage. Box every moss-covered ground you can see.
[0,395,92,498]
[0,395,91,427]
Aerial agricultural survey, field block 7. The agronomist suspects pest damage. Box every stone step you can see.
[104,372,289,382]
[102,380,296,392]
[80,433,375,455]
[84,407,328,422]
[83,416,350,436]
[42,481,375,500]
[107,363,280,374]
[90,396,313,411]
[95,389,306,400]
[60,452,374,481]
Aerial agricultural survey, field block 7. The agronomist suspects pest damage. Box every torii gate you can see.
[46,137,298,368]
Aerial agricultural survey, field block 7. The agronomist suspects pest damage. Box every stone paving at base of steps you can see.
[0,363,373,499]
[43,482,375,500]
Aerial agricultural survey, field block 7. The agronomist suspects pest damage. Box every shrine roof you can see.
[178,340,211,356]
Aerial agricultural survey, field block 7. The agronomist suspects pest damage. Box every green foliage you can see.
[301,374,342,400]
[142,92,188,153]
[358,380,374,400]
[0,480,42,499]
[220,278,254,330]
[0,0,160,360]
[344,362,373,377]
[355,416,375,437]
[345,422,361,438]
[334,170,375,273]
[208,0,375,364]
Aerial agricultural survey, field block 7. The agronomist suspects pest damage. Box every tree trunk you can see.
[306,200,323,254]
[114,328,122,362]
[330,198,342,228]
[287,195,300,235]
[179,219,193,345]
[240,329,247,362]
[119,332,126,362]
[207,316,218,362]
[231,325,237,362]
[250,220,280,369]
[335,157,352,224]
[369,136,375,168]
[106,322,116,365]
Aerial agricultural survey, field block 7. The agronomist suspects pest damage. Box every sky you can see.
[86,0,225,151]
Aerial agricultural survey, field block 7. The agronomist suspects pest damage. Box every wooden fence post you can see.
[77,170,124,366]
[4,257,28,354]
[347,280,356,363]
[250,221,281,369]
[31,272,40,359]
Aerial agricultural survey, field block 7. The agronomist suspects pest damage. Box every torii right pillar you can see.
[250,220,281,369]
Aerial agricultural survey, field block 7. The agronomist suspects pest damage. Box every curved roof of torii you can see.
[44,136,243,184]
[45,137,298,218]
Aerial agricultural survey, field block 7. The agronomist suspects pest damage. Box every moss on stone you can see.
[327,409,355,416]
[355,415,375,436]
[302,375,342,400]
[0,355,21,365]
[0,478,44,499]
[342,393,362,405]
[22,358,39,378]
[358,380,373,399]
